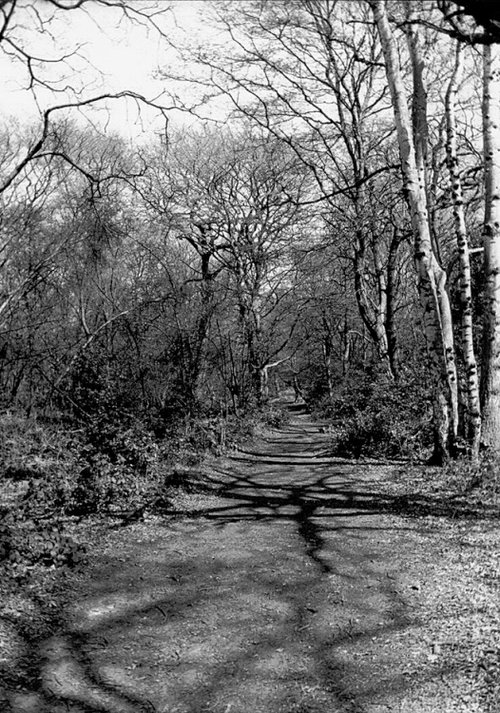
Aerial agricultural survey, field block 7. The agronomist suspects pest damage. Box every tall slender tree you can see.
[368,0,459,461]
[445,42,481,456]
[480,40,500,451]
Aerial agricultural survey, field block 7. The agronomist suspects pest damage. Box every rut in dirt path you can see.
[10,406,468,713]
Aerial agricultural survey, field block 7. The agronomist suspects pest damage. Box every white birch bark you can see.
[480,41,500,451]
[405,10,459,444]
[369,0,457,461]
[445,43,481,456]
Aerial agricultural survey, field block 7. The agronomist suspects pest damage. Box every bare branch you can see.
[0,91,174,194]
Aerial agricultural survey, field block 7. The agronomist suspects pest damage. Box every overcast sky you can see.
[0,0,221,141]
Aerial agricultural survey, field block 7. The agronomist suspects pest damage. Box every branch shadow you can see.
[2,407,493,712]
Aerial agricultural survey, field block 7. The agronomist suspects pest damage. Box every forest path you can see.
[13,405,494,712]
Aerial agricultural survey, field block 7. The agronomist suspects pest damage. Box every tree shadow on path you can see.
[4,405,492,712]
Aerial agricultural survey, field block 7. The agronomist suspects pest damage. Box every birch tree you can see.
[480,40,500,451]
[445,42,481,456]
[368,0,458,461]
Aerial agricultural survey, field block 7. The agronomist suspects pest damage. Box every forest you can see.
[0,1,500,711]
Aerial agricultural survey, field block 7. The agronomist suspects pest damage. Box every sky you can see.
[0,0,224,142]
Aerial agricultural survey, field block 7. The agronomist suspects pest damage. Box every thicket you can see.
[0,387,286,579]
[310,370,433,460]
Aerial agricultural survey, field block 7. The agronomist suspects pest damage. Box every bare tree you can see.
[368,0,459,461]
[0,0,174,195]
[480,39,500,451]
[444,41,481,456]
[151,126,310,407]
[166,0,409,380]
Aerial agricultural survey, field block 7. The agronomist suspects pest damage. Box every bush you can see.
[0,513,85,576]
[262,406,290,429]
[0,400,263,523]
[0,414,73,482]
[65,415,166,515]
[0,412,166,518]
[177,417,228,455]
[319,373,433,460]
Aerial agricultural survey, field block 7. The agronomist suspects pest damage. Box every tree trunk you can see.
[191,251,217,397]
[480,41,500,451]
[353,226,394,378]
[239,296,266,406]
[321,323,334,399]
[405,8,459,447]
[369,0,457,462]
[386,227,402,379]
[445,42,481,457]
[341,315,351,377]
[333,55,396,380]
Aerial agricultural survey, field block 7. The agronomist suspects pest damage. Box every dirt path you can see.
[8,407,499,712]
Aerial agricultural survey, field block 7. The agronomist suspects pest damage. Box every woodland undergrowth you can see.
[310,373,500,518]
[0,404,284,620]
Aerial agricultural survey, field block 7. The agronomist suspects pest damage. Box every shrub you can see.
[178,417,228,455]
[0,414,73,482]
[0,399,264,524]
[65,416,165,515]
[262,406,290,429]
[320,373,433,460]
[0,513,85,576]
[5,413,166,518]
